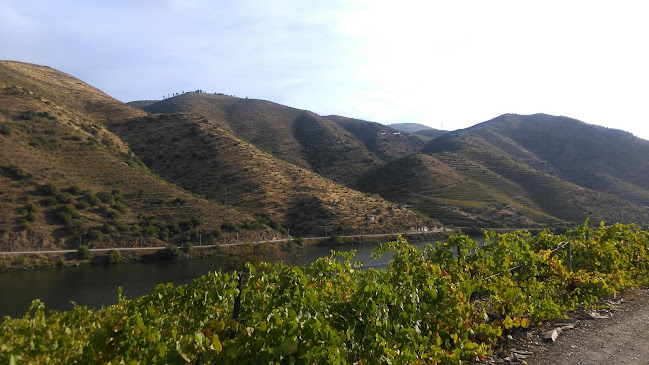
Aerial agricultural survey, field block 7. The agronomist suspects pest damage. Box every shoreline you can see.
[0,231,450,272]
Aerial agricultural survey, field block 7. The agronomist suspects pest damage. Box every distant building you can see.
[366,216,375,221]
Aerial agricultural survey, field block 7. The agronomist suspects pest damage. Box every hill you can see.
[326,115,425,161]
[0,61,273,251]
[388,123,434,133]
[360,114,649,228]
[140,94,383,186]
[110,113,433,236]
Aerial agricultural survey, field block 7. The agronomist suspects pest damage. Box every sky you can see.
[1,0,648,139]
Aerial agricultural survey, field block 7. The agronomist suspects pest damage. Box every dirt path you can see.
[479,288,649,364]
[529,288,649,364]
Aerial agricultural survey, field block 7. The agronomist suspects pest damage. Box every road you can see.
[0,230,443,255]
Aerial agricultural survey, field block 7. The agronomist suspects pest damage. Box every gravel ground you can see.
[475,288,649,364]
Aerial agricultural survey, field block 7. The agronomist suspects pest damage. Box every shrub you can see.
[66,222,87,236]
[68,185,82,195]
[77,245,90,260]
[17,218,30,231]
[96,191,114,205]
[56,192,72,204]
[58,204,78,216]
[156,244,181,260]
[39,183,58,196]
[112,202,128,213]
[24,211,36,222]
[24,203,40,213]
[87,229,103,241]
[84,192,101,206]
[53,211,72,225]
[0,123,11,136]
[40,196,58,207]
[105,250,121,264]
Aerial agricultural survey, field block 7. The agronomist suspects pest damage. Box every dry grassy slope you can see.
[110,113,433,235]
[0,61,145,122]
[325,115,425,161]
[141,93,383,185]
[416,123,649,226]
[0,62,268,251]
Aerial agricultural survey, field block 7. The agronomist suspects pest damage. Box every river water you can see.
[0,237,481,318]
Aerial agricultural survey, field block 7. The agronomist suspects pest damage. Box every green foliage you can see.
[40,196,58,207]
[77,245,90,260]
[0,123,12,136]
[0,165,34,182]
[39,183,58,196]
[105,249,122,264]
[3,224,649,364]
[96,191,114,205]
[87,229,103,241]
[157,244,182,260]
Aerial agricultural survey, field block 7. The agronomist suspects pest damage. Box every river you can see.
[0,237,482,318]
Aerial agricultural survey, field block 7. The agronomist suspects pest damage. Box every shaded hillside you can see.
[326,115,425,161]
[357,153,559,227]
[0,61,273,251]
[461,113,649,205]
[142,94,382,185]
[388,115,649,227]
[110,113,433,236]
[127,100,159,109]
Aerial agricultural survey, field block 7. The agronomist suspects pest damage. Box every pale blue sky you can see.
[2,0,648,139]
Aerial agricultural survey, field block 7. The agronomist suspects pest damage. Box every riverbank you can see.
[0,231,449,272]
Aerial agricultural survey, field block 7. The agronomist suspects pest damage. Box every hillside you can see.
[0,61,272,251]
[463,113,649,205]
[360,114,649,228]
[139,94,383,185]
[110,113,433,236]
[326,115,425,161]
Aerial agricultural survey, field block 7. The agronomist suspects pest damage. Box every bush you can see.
[0,123,12,136]
[24,211,36,222]
[53,211,72,225]
[68,185,82,195]
[87,229,103,241]
[40,196,58,207]
[156,244,181,261]
[84,193,101,206]
[105,250,121,264]
[77,245,90,260]
[66,222,87,236]
[40,183,58,196]
[56,192,72,204]
[24,203,40,213]
[96,191,114,205]
[17,218,30,231]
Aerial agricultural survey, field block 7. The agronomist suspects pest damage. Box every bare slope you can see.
[110,113,433,236]
[141,93,383,185]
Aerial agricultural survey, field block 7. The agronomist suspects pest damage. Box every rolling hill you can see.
[358,113,649,228]
[138,94,383,186]
[110,113,432,236]
[4,60,649,242]
[0,61,274,251]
